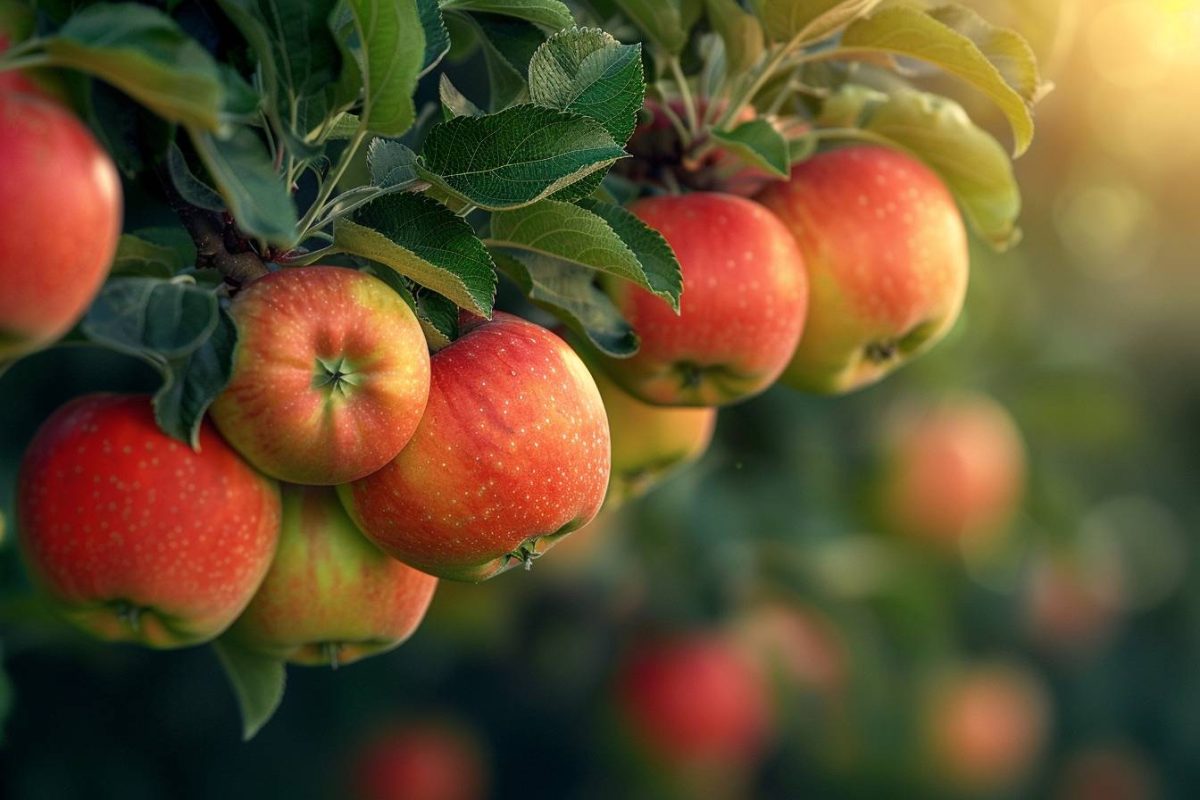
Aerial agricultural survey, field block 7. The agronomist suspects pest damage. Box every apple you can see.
[1053,744,1158,800]
[923,662,1050,792]
[0,92,121,360]
[1025,551,1124,656]
[731,600,846,697]
[352,721,488,800]
[596,192,808,406]
[876,393,1026,551]
[615,633,773,772]
[589,362,716,507]
[340,312,610,582]
[756,146,969,394]
[17,394,281,647]
[229,485,438,667]
[210,266,431,486]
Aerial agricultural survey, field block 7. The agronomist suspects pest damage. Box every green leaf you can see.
[705,0,764,74]
[928,4,1045,104]
[494,251,638,357]
[711,118,789,177]
[334,193,497,315]
[749,0,880,44]
[87,80,172,178]
[365,269,459,348]
[467,12,545,111]
[111,232,194,278]
[489,199,681,309]
[613,0,685,54]
[419,105,625,210]
[439,74,483,118]
[439,0,573,30]
[367,138,419,188]
[527,27,645,145]
[153,307,238,447]
[44,3,224,130]
[840,4,1035,155]
[82,278,220,360]
[346,0,426,137]
[821,86,1022,250]
[167,142,225,213]
[418,0,451,76]
[189,127,299,247]
[213,638,287,741]
[577,198,683,307]
[0,645,12,745]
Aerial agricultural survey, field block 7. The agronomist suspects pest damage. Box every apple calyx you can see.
[312,355,362,396]
[113,600,146,633]
[323,641,343,670]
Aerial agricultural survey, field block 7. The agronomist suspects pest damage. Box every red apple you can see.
[229,485,438,666]
[597,192,808,406]
[210,266,431,485]
[0,92,121,360]
[924,662,1050,792]
[352,721,489,800]
[340,312,610,582]
[876,393,1026,550]
[756,146,969,394]
[1025,551,1124,657]
[17,394,281,647]
[615,633,773,771]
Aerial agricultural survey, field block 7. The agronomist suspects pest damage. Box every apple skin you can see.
[924,662,1050,792]
[589,362,716,507]
[756,146,969,394]
[615,633,773,771]
[340,312,611,582]
[597,192,808,407]
[210,266,431,486]
[876,394,1026,550]
[17,394,281,648]
[352,722,488,800]
[229,485,437,666]
[0,92,121,360]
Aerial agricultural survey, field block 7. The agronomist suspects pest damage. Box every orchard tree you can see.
[0,0,1045,738]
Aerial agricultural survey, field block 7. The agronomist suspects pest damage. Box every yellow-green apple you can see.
[340,312,610,582]
[615,633,774,776]
[923,662,1050,793]
[210,266,431,486]
[756,146,969,394]
[875,393,1026,551]
[596,192,808,406]
[17,394,281,647]
[352,721,489,800]
[0,92,121,360]
[589,362,716,507]
[229,485,438,666]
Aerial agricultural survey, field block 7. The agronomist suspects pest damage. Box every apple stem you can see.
[324,642,341,670]
[115,601,142,634]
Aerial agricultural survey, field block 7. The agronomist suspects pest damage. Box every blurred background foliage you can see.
[2,0,1199,798]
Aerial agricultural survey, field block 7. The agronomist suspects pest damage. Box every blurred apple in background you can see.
[1052,743,1159,800]
[1024,548,1124,657]
[730,599,846,698]
[351,720,489,800]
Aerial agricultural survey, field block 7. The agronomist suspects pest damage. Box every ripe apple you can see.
[340,312,610,582]
[756,146,969,394]
[1025,551,1124,657]
[596,192,808,406]
[229,485,438,666]
[589,362,716,507]
[924,662,1050,792]
[352,721,489,800]
[615,633,773,771]
[731,600,846,697]
[17,394,281,647]
[0,92,121,360]
[210,266,431,486]
[875,393,1026,551]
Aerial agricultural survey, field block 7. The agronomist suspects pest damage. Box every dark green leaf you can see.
[347,0,426,137]
[418,0,451,76]
[576,198,683,307]
[213,638,287,742]
[439,0,573,30]
[468,12,546,110]
[419,105,625,210]
[153,307,238,447]
[87,80,172,178]
[711,118,789,177]
[613,0,684,54]
[335,193,497,315]
[111,232,194,278]
[167,142,226,214]
[82,278,220,359]
[367,139,419,188]
[189,127,299,246]
[365,268,459,348]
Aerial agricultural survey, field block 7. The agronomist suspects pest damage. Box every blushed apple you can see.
[17,394,281,647]
[352,721,489,800]
[211,266,431,486]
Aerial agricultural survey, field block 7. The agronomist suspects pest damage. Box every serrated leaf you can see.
[367,138,419,188]
[418,0,451,76]
[821,86,1022,249]
[366,268,459,348]
[214,638,286,741]
[346,0,425,137]
[111,233,193,278]
[439,74,482,118]
[189,127,299,247]
[335,193,497,315]
[705,0,764,74]
[489,200,680,309]
[577,198,683,307]
[750,0,880,44]
[468,12,545,110]
[841,4,1035,155]
[613,0,685,54]
[711,118,789,177]
[439,0,573,30]
[528,27,645,146]
[167,142,226,213]
[82,278,220,359]
[494,251,638,357]
[153,307,238,447]
[43,3,223,130]
[419,105,625,210]
[928,4,1044,104]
